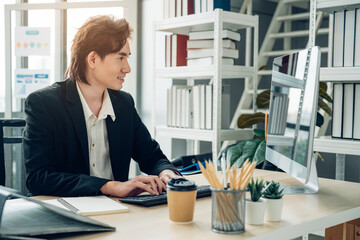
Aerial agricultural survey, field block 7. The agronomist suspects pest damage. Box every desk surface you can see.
[37,170,360,240]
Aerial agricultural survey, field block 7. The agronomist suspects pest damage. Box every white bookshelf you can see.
[312,0,360,180]
[152,9,259,166]
[155,65,256,79]
[156,127,254,142]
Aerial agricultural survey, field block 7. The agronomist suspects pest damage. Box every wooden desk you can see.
[39,170,360,240]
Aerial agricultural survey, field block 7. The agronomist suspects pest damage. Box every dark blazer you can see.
[23,79,178,196]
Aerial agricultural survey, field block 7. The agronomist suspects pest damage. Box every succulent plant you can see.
[263,180,284,199]
[248,177,265,202]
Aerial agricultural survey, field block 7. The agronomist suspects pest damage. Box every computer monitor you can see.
[265,46,320,194]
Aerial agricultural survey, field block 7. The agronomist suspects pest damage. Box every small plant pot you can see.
[265,198,284,222]
[245,198,266,225]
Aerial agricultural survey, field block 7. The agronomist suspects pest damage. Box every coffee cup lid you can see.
[167,178,197,191]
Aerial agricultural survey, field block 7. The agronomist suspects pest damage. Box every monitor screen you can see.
[265,46,320,194]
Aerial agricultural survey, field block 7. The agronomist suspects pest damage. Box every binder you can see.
[355,9,360,66]
[344,10,356,67]
[192,85,201,129]
[0,190,115,238]
[332,83,343,138]
[205,85,213,130]
[333,11,345,67]
[342,83,354,139]
[353,84,360,139]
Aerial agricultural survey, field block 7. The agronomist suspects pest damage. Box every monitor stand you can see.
[281,157,319,195]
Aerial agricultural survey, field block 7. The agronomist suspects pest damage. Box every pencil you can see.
[265,110,268,141]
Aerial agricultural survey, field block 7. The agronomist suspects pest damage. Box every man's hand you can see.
[159,169,182,185]
[100,175,166,198]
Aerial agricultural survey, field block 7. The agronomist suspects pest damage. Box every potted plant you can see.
[263,180,284,222]
[245,177,267,225]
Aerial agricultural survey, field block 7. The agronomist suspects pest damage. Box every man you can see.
[23,15,180,197]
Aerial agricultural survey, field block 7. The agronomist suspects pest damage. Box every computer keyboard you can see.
[119,185,211,207]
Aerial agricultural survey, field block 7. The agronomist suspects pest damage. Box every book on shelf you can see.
[171,85,179,126]
[201,0,207,13]
[167,88,172,126]
[189,29,241,41]
[43,195,128,216]
[164,0,194,18]
[353,84,360,140]
[343,10,356,67]
[163,0,169,19]
[0,190,115,238]
[176,87,182,127]
[187,39,236,49]
[192,85,201,129]
[193,0,230,14]
[187,47,239,59]
[332,83,343,138]
[205,84,213,129]
[172,34,189,66]
[342,83,354,139]
[180,88,186,127]
[199,84,206,129]
[184,87,193,128]
[168,85,176,127]
[355,9,360,66]
[333,11,345,67]
[194,0,201,14]
[165,35,172,67]
[187,57,234,66]
[176,0,182,17]
[183,0,195,16]
[207,0,230,12]
[222,84,230,129]
[169,0,176,18]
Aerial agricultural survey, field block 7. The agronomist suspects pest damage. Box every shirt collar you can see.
[76,82,116,122]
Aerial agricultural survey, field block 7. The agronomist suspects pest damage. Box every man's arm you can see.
[129,98,179,176]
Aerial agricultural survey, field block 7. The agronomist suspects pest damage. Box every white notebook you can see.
[43,195,128,216]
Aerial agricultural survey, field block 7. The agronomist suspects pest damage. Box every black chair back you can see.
[0,119,26,186]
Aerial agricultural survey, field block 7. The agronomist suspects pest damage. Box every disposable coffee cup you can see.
[167,178,197,223]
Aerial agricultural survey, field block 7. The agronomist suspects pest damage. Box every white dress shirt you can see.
[76,82,116,180]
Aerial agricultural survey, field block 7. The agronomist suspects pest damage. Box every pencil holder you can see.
[210,187,246,234]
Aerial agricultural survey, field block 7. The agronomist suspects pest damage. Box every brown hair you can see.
[65,15,133,84]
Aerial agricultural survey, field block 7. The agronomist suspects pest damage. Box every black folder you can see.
[0,189,115,239]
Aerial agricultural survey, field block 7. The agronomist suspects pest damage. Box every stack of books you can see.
[333,9,360,67]
[163,0,230,19]
[332,83,360,140]
[165,29,240,67]
[166,84,230,129]
[186,29,240,66]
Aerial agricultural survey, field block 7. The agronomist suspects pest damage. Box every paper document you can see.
[43,195,128,216]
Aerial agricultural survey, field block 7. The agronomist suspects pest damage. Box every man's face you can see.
[92,41,131,90]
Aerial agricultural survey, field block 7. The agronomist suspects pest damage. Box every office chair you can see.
[0,119,26,195]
